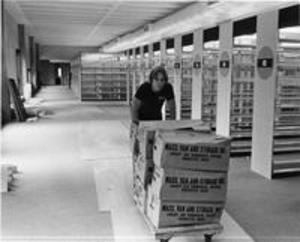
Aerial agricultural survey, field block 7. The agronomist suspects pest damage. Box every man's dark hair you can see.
[149,66,168,84]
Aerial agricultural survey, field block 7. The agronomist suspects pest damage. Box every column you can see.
[251,10,278,179]
[125,50,130,105]
[160,38,167,66]
[216,20,233,137]
[191,28,204,120]
[18,24,27,96]
[174,34,182,120]
[140,46,145,83]
[132,48,137,97]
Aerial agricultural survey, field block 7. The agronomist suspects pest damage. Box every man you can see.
[131,66,176,125]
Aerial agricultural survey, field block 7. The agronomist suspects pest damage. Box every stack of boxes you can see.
[131,120,231,229]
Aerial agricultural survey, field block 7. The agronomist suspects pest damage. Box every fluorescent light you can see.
[279,26,300,41]
[280,42,300,48]
[234,34,257,46]
[182,45,194,52]
[154,51,161,56]
[166,48,175,55]
[204,40,219,49]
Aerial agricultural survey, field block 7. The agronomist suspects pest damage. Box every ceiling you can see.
[4,0,195,47]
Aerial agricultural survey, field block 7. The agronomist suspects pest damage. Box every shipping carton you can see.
[138,120,211,160]
[153,130,230,171]
[147,185,224,228]
[150,167,227,201]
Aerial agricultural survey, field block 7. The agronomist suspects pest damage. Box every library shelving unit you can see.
[230,45,256,154]
[180,54,193,120]
[80,54,128,103]
[202,45,219,129]
[273,40,300,174]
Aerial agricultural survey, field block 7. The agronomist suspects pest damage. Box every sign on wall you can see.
[219,51,230,77]
[257,46,274,80]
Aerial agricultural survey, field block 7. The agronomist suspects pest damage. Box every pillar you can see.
[174,34,182,120]
[251,10,278,179]
[191,28,204,120]
[18,24,27,96]
[216,20,233,137]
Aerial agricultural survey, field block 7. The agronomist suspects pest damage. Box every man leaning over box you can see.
[131,65,176,129]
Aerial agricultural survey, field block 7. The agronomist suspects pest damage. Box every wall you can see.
[2,9,19,125]
[1,8,41,125]
[3,10,18,80]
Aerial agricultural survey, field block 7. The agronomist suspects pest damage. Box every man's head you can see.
[149,66,168,92]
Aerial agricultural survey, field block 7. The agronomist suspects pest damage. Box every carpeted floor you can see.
[1,86,117,241]
[226,157,300,242]
[2,86,299,242]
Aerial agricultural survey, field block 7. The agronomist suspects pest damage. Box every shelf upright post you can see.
[132,48,137,98]
[174,34,182,120]
[79,52,82,102]
[160,38,167,66]
[251,10,278,179]
[160,38,167,120]
[125,50,130,105]
[148,42,154,70]
[216,21,233,137]
[192,28,204,120]
[140,46,145,84]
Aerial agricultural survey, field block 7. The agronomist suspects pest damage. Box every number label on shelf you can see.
[193,61,201,69]
[219,51,230,77]
[257,46,274,80]
[174,62,181,69]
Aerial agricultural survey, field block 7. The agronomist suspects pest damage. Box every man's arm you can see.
[166,98,176,120]
[131,97,142,124]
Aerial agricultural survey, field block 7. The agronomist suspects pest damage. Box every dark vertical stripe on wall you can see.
[233,16,257,36]
[182,33,193,46]
[166,38,174,49]
[1,1,12,125]
[279,4,300,28]
[143,45,148,54]
[153,42,160,51]
[135,47,140,55]
[203,26,219,42]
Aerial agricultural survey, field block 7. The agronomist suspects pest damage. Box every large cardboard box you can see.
[150,167,227,202]
[138,120,211,160]
[153,130,230,172]
[147,186,224,228]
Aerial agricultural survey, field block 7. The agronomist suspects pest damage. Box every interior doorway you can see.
[54,64,62,85]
